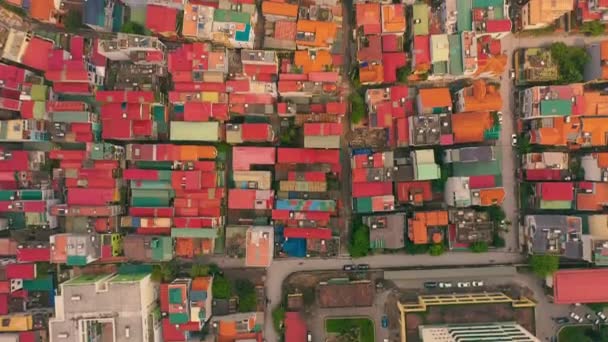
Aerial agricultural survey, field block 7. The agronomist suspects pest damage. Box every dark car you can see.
[357,264,370,270]
[424,281,438,289]
[381,315,388,328]
[554,317,569,324]
[343,264,356,271]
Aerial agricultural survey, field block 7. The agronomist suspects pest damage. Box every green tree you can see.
[486,205,506,224]
[121,21,146,35]
[469,241,489,253]
[349,222,370,258]
[405,243,429,255]
[493,233,506,248]
[212,275,232,299]
[63,10,82,32]
[272,306,286,332]
[580,20,605,36]
[428,243,445,256]
[235,279,257,312]
[151,262,177,282]
[550,43,590,84]
[397,66,411,84]
[530,255,559,278]
[350,92,366,124]
[190,264,210,278]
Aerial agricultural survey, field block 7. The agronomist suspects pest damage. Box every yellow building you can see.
[521,0,573,30]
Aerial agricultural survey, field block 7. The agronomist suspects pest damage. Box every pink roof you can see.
[228,189,274,209]
[21,37,53,71]
[5,263,35,279]
[285,312,307,342]
[277,148,340,165]
[280,73,308,81]
[53,82,91,94]
[173,82,226,92]
[308,72,339,83]
[352,181,393,198]
[168,43,209,73]
[70,36,84,60]
[284,228,332,239]
[383,52,407,84]
[554,269,608,304]
[358,35,383,62]
[468,175,496,189]
[485,19,512,33]
[96,90,155,103]
[226,79,250,92]
[102,119,133,139]
[395,117,408,145]
[326,102,347,115]
[539,182,574,201]
[382,34,399,52]
[146,5,178,34]
[396,181,432,202]
[162,318,186,341]
[91,39,107,66]
[526,169,563,181]
[413,35,430,65]
[242,123,272,141]
[233,147,276,170]
[243,64,277,76]
[304,123,342,136]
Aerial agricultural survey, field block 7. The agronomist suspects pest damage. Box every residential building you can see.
[210,312,264,341]
[520,84,584,120]
[448,209,494,249]
[408,211,448,245]
[49,273,161,342]
[395,181,433,206]
[411,3,429,36]
[318,279,374,308]
[430,34,449,76]
[523,152,570,181]
[364,213,405,250]
[581,152,608,182]
[520,0,573,30]
[577,182,608,211]
[455,80,502,113]
[123,235,174,262]
[418,322,539,342]
[445,176,505,207]
[532,182,574,210]
[584,41,608,82]
[553,268,608,304]
[514,48,559,86]
[525,215,583,259]
[245,226,274,267]
[451,111,500,143]
[97,34,166,63]
[444,146,496,164]
[145,4,178,38]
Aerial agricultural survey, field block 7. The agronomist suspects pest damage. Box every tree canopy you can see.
[397,66,411,84]
[350,92,366,124]
[349,222,370,258]
[486,205,506,224]
[550,43,590,84]
[121,21,146,35]
[429,243,445,256]
[272,306,286,332]
[64,10,82,32]
[469,241,489,253]
[235,279,257,312]
[530,254,559,278]
[212,275,232,299]
[580,20,605,36]
[151,262,177,282]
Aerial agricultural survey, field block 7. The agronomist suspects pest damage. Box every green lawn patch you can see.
[325,318,374,342]
[559,325,608,342]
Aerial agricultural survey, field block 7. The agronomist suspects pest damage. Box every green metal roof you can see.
[169,312,189,324]
[169,287,183,304]
[472,0,505,18]
[23,277,53,291]
[540,100,572,116]
[130,6,147,26]
[412,4,430,35]
[355,197,372,213]
[453,160,502,177]
[416,164,441,180]
[152,237,173,262]
[65,274,109,286]
[213,9,250,24]
[449,35,464,76]
[540,200,572,209]
[171,228,218,239]
[110,273,148,283]
[457,0,473,31]
[66,255,88,266]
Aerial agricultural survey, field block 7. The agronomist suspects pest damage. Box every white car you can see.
[439,282,453,288]
[457,282,471,288]
[511,134,518,146]
[598,312,607,321]
[570,312,583,323]
[472,281,484,287]
[510,70,516,80]
[497,112,503,124]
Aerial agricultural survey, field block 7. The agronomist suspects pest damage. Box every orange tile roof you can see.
[533,116,581,146]
[598,153,608,168]
[577,182,608,211]
[479,188,505,206]
[359,64,384,84]
[418,88,451,108]
[246,229,272,267]
[192,276,211,291]
[30,0,54,21]
[408,211,448,245]
[460,80,503,112]
[583,91,608,116]
[382,4,406,33]
[451,111,493,143]
[582,117,608,146]
[356,3,381,34]
[294,50,333,73]
[601,41,608,79]
[262,1,298,17]
[296,20,337,48]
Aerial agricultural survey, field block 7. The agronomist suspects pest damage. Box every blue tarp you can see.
[282,238,306,258]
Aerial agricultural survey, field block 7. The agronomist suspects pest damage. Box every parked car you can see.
[343,264,355,271]
[586,313,594,321]
[554,317,569,324]
[472,281,484,287]
[381,315,388,328]
[595,319,601,325]
[598,312,607,321]
[307,331,312,342]
[357,264,370,271]
[424,281,438,289]
[457,282,471,288]
[570,312,583,323]
[510,69,516,80]
[511,134,518,146]
[497,112,503,124]
[439,282,452,288]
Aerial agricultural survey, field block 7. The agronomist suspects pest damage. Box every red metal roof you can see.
[228,189,274,209]
[174,82,226,92]
[526,169,563,181]
[554,269,608,304]
[0,63,26,85]
[146,5,178,34]
[226,79,250,93]
[382,52,407,84]
[277,148,340,165]
[382,34,399,52]
[485,19,512,33]
[233,147,276,170]
[160,283,169,312]
[309,72,339,83]
[70,35,84,60]
[21,37,53,71]
[468,175,496,189]
[0,294,7,315]
[539,182,574,201]
[5,263,35,279]
[396,181,432,202]
[162,318,186,341]
[284,228,332,239]
[52,82,91,94]
[67,188,117,205]
[326,102,346,115]
[285,311,307,342]
[96,90,155,103]
[413,35,430,66]
[17,247,50,262]
[304,123,342,136]
[242,123,272,141]
[352,182,393,198]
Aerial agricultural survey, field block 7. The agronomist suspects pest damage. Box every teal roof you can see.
[472,0,505,18]
[355,197,372,213]
[540,100,572,116]
[449,35,464,76]
[412,4,429,35]
[169,312,189,324]
[152,236,173,262]
[213,9,250,24]
[235,24,252,42]
[169,287,183,304]
[456,0,473,31]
